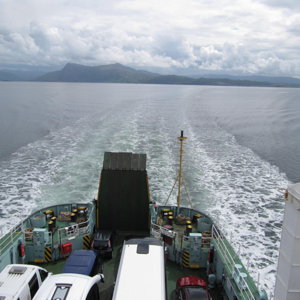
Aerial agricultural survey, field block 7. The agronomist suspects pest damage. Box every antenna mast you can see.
[177,130,187,207]
[164,130,192,208]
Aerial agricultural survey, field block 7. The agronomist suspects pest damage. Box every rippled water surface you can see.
[1,82,300,296]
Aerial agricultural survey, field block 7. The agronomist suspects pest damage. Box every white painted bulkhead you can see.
[274,183,300,300]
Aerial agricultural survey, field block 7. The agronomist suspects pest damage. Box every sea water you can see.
[1,82,300,296]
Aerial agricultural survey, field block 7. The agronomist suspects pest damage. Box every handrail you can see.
[57,205,94,244]
[58,218,91,244]
[0,226,23,256]
[151,223,176,239]
[212,225,257,300]
[151,222,212,247]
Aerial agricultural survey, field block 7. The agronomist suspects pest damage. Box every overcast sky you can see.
[1,0,300,76]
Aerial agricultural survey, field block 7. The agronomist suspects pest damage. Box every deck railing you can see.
[212,225,258,300]
[151,223,176,239]
[58,220,89,244]
[0,225,23,256]
[151,222,212,251]
[57,205,94,245]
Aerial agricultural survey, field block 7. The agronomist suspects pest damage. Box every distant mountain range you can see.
[1,63,300,87]
[0,69,48,81]
[35,63,157,83]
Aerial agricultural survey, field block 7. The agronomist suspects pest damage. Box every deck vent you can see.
[51,284,72,300]
[8,266,27,275]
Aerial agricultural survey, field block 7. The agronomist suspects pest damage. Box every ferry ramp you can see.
[97,152,150,235]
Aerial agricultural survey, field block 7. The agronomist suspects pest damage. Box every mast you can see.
[177,130,187,207]
[164,130,192,208]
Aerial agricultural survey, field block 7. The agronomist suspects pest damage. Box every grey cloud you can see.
[258,0,300,9]
[0,29,40,65]
[286,16,300,36]
[155,35,191,61]
[29,23,52,51]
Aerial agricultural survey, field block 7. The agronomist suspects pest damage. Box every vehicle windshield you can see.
[94,240,108,247]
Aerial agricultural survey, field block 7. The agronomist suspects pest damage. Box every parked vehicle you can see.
[33,273,104,300]
[176,276,211,300]
[112,238,166,300]
[92,230,113,259]
[63,249,104,276]
[0,264,50,300]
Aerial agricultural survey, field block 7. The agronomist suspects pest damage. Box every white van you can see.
[0,264,50,300]
[32,273,104,300]
[112,237,166,300]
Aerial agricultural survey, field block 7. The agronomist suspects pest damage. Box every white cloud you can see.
[0,0,300,75]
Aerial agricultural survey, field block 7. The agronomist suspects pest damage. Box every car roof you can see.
[62,250,97,275]
[181,286,209,300]
[113,238,165,300]
[0,264,45,299]
[33,273,100,300]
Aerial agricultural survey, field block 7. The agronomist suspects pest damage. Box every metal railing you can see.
[212,225,257,300]
[0,225,23,256]
[151,223,176,239]
[151,222,212,250]
[57,205,94,245]
[58,220,89,245]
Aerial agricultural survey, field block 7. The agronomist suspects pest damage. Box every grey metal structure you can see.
[274,183,300,300]
[97,152,149,234]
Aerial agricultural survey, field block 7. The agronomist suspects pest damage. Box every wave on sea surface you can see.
[182,124,288,297]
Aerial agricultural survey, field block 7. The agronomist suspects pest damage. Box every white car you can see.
[33,273,104,300]
[0,264,50,300]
